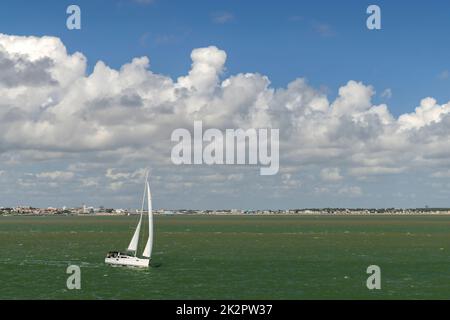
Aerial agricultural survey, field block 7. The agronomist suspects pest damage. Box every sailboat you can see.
[105,173,153,268]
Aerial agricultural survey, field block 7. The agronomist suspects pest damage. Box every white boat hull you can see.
[105,256,150,268]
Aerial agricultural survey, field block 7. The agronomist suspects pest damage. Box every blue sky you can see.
[2,1,450,209]
[1,0,449,117]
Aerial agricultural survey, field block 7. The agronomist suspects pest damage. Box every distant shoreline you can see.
[3,207,450,217]
[2,212,450,217]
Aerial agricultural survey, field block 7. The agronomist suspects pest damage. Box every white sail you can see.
[127,212,142,252]
[142,180,153,258]
[127,178,147,253]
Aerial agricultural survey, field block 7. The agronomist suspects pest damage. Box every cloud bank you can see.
[1,33,450,208]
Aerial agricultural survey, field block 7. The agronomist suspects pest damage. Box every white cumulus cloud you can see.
[1,33,450,208]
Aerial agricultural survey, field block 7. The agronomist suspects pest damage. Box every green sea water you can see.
[0,215,449,300]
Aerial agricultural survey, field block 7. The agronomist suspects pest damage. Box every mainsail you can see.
[142,181,153,258]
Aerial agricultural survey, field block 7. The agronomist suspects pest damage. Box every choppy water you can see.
[1,215,450,299]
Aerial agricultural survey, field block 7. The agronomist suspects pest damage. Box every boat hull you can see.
[105,256,150,268]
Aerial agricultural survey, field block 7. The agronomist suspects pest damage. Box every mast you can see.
[127,171,148,256]
[142,178,153,259]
